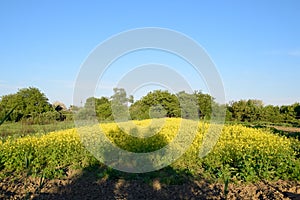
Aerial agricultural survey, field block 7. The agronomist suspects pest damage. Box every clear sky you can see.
[1,0,300,107]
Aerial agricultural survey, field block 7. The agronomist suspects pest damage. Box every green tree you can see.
[130,90,180,120]
[225,104,233,121]
[279,103,300,125]
[0,105,18,125]
[111,88,131,121]
[280,105,295,123]
[294,103,300,120]
[129,100,149,120]
[261,105,282,123]
[176,91,198,119]
[228,99,263,122]
[194,91,213,119]
[0,94,19,121]
[0,87,53,122]
[96,97,112,121]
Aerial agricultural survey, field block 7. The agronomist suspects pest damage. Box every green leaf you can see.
[0,105,18,126]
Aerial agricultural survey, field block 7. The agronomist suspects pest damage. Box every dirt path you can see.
[271,126,300,133]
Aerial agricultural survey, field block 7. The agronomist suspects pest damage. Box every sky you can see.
[1,0,300,107]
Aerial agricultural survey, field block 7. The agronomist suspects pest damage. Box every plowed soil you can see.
[1,170,299,200]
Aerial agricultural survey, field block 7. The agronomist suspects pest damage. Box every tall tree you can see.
[228,99,263,122]
[96,97,112,121]
[261,105,282,123]
[130,90,180,120]
[0,87,52,122]
[111,88,130,121]
[294,103,300,120]
[194,91,213,119]
[176,91,198,119]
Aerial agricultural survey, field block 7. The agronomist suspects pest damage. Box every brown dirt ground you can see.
[1,170,300,200]
[271,126,300,133]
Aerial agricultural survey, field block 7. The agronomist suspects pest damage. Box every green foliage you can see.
[0,129,94,178]
[177,91,199,119]
[129,100,149,120]
[1,119,299,182]
[0,120,75,139]
[130,90,180,119]
[0,87,53,122]
[0,105,17,126]
[198,124,300,181]
[75,88,222,122]
[228,100,263,122]
[129,90,213,120]
[194,91,213,119]
[2,86,299,127]
[79,87,300,126]
[111,88,130,121]
[96,98,112,121]
[261,105,282,123]
[226,100,300,126]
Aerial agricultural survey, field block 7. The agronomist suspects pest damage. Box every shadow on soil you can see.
[261,180,300,200]
[34,164,223,200]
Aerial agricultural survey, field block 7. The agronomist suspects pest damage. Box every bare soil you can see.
[1,170,300,200]
[271,126,300,133]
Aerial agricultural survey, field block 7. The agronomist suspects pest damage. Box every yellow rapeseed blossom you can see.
[0,118,298,180]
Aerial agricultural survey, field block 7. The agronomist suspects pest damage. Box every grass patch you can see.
[0,120,75,139]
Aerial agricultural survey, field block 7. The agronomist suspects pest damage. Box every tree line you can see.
[227,99,300,125]
[76,88,300,126]
[0,87,299,126]
[75,88,215,121]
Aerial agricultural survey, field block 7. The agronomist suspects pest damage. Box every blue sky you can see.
[1,0,300,107]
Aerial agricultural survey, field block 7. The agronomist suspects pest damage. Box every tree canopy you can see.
[0,87,53,122]
[1,86,299,126]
